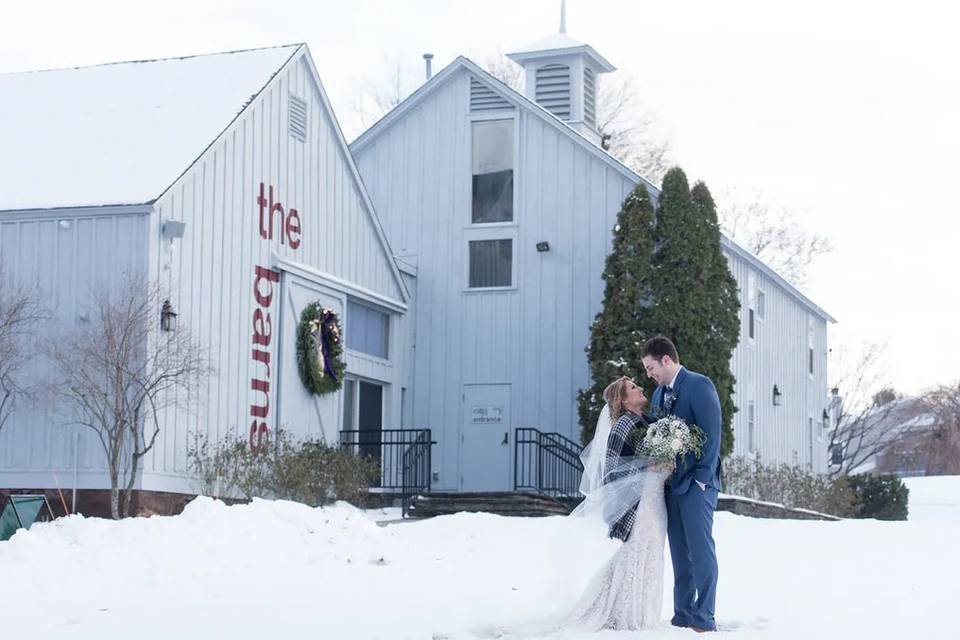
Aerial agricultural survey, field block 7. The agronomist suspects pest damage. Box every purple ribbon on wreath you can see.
[319,312,339,382]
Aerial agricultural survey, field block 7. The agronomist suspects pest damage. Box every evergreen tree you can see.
[648,168,741,458]
[576,184,657,443]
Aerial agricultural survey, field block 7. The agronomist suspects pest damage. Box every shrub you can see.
[187,430,379,507]
[845,474,909,521]
[722,456,858,517]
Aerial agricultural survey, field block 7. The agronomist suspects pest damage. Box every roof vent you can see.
[535,64,571,119]
[288,94,307,142]
[470,78,512,112]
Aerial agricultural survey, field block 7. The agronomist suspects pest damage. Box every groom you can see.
[642,336,721,633]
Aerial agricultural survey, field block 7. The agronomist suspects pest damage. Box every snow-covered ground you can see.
[1,476,955,639]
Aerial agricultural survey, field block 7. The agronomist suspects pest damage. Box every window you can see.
[469,239,512,288]
[471,119,513,223]
[347,300,389,359]
[808,417,815,466]
[757,290,766,320]
[830,444,844,466]
[748,402,756,454]
[809,347,814,375]
[748,308,755,339]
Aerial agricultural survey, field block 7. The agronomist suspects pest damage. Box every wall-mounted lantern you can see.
[772,384,782,406]
[160,300,178,332]
[536,241,551,252]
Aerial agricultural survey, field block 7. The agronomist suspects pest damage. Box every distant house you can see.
[0,44,411,512]
[829,394,938,477]
[352,26,836,492]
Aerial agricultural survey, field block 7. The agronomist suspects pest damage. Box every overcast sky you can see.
[2,0,957,395]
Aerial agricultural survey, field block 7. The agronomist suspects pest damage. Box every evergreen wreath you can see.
[296,302,346,395]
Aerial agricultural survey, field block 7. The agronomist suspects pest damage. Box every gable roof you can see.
[351,55,833,323]
[289,47,410,304]
[0,44,300,212]
[351,56,656,193]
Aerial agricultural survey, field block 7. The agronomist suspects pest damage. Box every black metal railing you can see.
[514,427,584,498]
[338,428,434,517]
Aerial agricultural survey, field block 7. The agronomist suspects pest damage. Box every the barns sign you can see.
[249,182,302,451]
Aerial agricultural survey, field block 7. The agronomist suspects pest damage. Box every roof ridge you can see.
[0,43,304,77]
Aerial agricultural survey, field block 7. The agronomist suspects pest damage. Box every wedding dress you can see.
[565,467,669,631]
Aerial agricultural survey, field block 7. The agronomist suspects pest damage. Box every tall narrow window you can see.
[472,119,514,223]
[808,417,815,467]
[469,239,513,288]
[748,402,756,454]
[748,308,755,339]
[757,290,766,320]
[809,348,815,375]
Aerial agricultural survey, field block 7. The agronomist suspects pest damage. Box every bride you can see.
[565,376,671,631]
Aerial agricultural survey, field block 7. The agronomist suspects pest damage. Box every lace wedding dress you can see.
[565,468,669,631]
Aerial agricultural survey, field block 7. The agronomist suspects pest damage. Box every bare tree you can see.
[47,276,211,518]
[483,52,524,92]
[595,76,672,184]
[718,189,832,287]
[349,56,421,133]
[919,382,960,474]
[0,268,45,434]
[826,342,924,477]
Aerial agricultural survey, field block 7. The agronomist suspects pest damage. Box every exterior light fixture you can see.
[773,384,783,406]
[536,241,550,252]
[160,300,178,332]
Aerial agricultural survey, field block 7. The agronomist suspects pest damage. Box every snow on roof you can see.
[0,44,300,212]
[510,32,589,54]
[507,32,616,72]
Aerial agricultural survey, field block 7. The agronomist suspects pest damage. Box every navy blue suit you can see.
[652,366,721,631]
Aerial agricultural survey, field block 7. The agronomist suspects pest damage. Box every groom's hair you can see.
[642,336,679,364]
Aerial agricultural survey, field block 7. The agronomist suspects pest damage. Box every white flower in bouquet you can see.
[636,415,706,463]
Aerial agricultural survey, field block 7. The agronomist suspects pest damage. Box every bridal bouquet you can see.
[637,415,706,463]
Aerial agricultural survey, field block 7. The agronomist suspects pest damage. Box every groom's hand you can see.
[695,480,706,492]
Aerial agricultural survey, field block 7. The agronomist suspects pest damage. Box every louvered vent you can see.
[288,94,307,142]
[470,78,511,112]
[535,64,571,119]
[583,67,596,128]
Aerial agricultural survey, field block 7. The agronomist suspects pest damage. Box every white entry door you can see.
[461,384,511,491]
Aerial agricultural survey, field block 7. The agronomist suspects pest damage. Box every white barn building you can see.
[351,30,835,492]
[0,45,412,512]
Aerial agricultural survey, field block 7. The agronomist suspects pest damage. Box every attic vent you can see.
[583,67,596,128]
[288,94,307,142]
[535,64,571,119]
[470,78,511,112]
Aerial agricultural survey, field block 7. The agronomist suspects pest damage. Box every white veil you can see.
[572,404,662,527]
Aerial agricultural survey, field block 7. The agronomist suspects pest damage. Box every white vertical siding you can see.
[144,52,408,492]
[725,249,830,472]
[355,69,638,489]
[0,210,149,488]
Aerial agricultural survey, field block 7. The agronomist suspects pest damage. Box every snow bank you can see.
[1,477,956,639]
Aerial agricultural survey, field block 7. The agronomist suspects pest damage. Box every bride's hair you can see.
[603,376,633,423]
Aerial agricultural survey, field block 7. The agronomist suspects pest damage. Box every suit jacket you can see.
[651,367,723,495]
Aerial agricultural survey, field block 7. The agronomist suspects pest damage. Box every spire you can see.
[560,0,567,34]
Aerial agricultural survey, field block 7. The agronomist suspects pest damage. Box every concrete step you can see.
[407,491,573,519]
